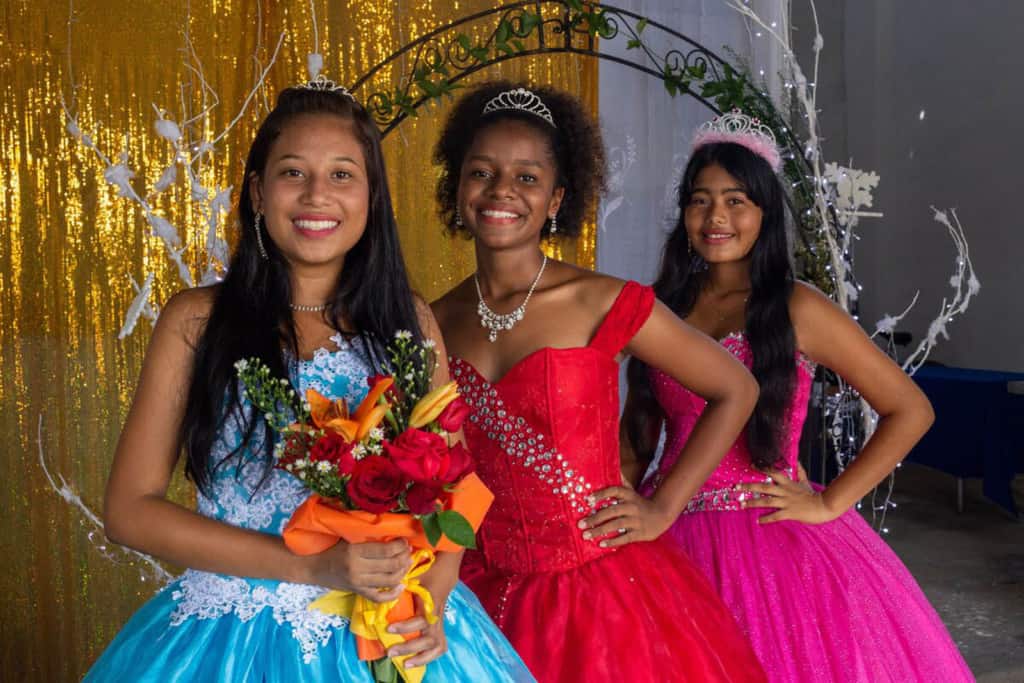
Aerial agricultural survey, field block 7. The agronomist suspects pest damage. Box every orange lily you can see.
[307,389,360,441]
[305,377,394,443]
[354,377,394,421]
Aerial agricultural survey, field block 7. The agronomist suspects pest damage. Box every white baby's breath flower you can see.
[295,459,308,469]
[264,412,273,422]
[369,427,384,441]
[395,330,412,340]
[352,444,367,459]
[423,339,437,349]
[405,372,414,381]
[316,461,332,473]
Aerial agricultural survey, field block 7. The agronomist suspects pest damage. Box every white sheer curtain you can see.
[596,0,790,283]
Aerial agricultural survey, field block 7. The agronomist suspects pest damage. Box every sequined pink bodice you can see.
[451,282,654,575]
[642,333,815,511]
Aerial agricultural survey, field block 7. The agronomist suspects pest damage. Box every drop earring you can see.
[254,212,269,261]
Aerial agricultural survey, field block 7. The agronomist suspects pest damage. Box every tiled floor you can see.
[880,463,1024,681]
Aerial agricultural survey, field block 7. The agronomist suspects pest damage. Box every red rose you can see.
[436,397,472,433]
[384,428,450,483]
[309,432,357,475]
[346,455,407,513]
[277,430,315,467]
[405,482,443,515]
[438,442,475,485]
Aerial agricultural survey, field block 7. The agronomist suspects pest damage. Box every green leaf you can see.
[470,47,489,61]
[496,42,514,56]
[370,656,399,683]
[512,38,526,52]
[636,17,649,34]
[438,510,477,549]
[701,81,722,97]
[567,0,584,11]
[626,38,641,50]
[521,11,541,34]
[495,20,511,44]
[415,79,438,99]
[421,512,442,547]
[457,33,473,52]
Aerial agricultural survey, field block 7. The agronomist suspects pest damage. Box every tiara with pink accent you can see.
[691,109,782,172]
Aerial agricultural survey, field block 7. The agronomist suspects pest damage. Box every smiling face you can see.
[250,113,370,270]
[684,163,764,264]
[456,119,564,250]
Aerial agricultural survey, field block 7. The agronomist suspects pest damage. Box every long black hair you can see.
[626,141,795,470]
[181,86,423,495]
[433,80,607,239]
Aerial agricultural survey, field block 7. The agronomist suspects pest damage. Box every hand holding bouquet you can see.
[236,332,490,682]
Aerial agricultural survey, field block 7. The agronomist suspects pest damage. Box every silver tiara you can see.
[481,88,556,127]
[300,74,357,103]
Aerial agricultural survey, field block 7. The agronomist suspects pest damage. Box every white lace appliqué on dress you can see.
[168,337,373,662]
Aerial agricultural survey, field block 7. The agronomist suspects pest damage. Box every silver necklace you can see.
[290,302,329,313]
[474,255,547,342]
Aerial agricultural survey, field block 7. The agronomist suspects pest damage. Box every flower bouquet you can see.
[235,332,491,683]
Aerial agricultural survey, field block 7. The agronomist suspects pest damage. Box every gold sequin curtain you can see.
[0,2,597,680]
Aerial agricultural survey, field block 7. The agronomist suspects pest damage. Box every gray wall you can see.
[793,0,1022,372]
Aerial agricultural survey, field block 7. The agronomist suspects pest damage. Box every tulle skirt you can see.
[462,538,768,683]
[668,506,974,682]
[84,580,535,682]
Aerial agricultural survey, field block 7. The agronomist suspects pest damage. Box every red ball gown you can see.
[450,281,766,682]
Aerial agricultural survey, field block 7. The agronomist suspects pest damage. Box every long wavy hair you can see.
[181,87,423,496]
[626,142,795,470]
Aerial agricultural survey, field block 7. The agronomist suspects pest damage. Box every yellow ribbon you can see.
[309,548,438,683]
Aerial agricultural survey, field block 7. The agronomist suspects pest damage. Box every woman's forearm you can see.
[821,404,934,515]
[104,493,313,584]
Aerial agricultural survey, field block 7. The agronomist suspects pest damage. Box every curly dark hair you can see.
[433,80,607,239]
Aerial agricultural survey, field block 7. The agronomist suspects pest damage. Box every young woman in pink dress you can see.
[430,81,768,682]
[623,111,974,682]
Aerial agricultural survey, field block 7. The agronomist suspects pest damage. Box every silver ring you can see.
[617,527,627,535]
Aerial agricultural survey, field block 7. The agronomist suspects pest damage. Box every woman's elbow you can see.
[102,492,135,546]
[916,393,936,433]
[739,372,760,411]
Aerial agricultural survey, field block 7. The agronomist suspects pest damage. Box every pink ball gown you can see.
[641,331,974,682]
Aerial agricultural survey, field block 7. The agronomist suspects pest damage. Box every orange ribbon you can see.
[282,473,494,662]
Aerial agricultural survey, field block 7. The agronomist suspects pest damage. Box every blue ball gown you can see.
[84,335,535,682]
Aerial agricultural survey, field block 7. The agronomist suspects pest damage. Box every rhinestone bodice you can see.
[451,282,654,575]
[641,332,816,511]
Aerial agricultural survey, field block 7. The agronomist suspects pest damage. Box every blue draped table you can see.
[908,365,1024,515]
